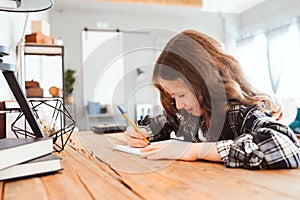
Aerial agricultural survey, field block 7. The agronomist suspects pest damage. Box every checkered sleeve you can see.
[217,134,267,169]
[137,114,176,142]
[217,106,300,169]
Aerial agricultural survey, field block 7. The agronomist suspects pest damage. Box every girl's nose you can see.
[175,98,185,110]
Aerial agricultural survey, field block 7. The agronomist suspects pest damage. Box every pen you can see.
[117,105,150,145]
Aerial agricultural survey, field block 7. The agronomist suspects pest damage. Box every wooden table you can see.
[1,131,300,200]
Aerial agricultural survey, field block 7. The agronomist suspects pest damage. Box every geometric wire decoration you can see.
[11,98,76,152]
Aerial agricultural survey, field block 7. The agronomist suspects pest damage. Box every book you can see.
[113,144,143,155]
[0,137,53,170]
[0,154,62,181]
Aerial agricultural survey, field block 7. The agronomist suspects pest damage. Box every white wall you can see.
[0,11,49,101]
[239,0,300,34]
[49,5,238,130]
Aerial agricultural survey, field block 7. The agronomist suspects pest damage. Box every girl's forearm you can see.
[193,143,221,162]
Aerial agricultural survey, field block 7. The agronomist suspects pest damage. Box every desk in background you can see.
[0,101,6,138]
[1,132,300,200]
[0,101,22,139]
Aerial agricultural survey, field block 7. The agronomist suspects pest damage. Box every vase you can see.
[65,95,73,105]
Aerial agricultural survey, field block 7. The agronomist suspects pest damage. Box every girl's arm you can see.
[138,114,177,142]
[140,106,300,169]
[140,140,221,162]
[216,126,300,169]
[217,106,300,169]
[125,114,177,148]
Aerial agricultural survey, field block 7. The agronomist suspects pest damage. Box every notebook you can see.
[113,144,142,155]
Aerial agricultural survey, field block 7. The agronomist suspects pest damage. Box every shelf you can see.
[24,43,64,56]
[88,113,113,118]
[17,43,65,104]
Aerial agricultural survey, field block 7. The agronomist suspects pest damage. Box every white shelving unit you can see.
[88,113,113,118]
[16,43,70,126]
[21,43,65,99]
[16,43,64,99]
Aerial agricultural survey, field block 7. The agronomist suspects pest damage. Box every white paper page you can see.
[113,145,142,155]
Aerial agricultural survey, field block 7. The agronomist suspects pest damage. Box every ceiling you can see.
[201,0,268,13]
[53,0,268,14]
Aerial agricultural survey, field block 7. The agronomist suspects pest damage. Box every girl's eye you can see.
[178,94,185,98]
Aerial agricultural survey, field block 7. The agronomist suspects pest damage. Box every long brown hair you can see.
[153,30,282,128]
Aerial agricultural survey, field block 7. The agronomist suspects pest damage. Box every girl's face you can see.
[159,78,203,117]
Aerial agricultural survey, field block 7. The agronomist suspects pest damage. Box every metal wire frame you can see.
[11,98,76,152]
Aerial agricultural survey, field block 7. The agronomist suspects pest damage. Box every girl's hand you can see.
[124,127,149,148]
[140,140,200,161]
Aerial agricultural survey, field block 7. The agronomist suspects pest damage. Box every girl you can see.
[125,30,300,169]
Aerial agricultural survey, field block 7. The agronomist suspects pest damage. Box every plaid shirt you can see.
[138,105,300,169]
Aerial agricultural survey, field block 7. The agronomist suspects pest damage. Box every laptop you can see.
[91,124,127,134]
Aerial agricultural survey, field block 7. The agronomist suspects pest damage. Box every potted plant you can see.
[64,69,76,104]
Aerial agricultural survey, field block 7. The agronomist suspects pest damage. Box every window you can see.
[235,18,300,98]
[235,34,273,95]
[275,24,300,98]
